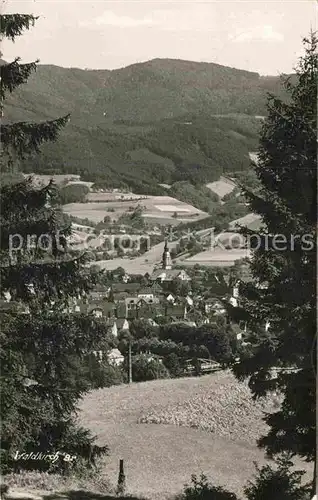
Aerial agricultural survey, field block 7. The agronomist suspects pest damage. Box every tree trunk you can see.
[117,459,126,495]
[312,451,317,498]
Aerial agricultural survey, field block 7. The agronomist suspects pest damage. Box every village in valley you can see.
[1,171,258,374]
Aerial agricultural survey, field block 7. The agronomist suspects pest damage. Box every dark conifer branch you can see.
[0,59,38,102]
[0,14,38,40]
[1,115,71,157]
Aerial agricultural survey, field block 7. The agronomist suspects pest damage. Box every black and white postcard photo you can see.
[0,1,317,499]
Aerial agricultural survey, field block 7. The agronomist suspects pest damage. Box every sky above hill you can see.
[2,0,317,75]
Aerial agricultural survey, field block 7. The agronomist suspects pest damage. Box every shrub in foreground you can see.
[244,454,311,500]
[177,474,238,500]
[178,455,311,500]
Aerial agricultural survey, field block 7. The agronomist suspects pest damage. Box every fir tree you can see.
[0,14,69,172]
[228,34,317,494]
[0,14,109,472]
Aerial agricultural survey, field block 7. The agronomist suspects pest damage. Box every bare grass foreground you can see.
[77,371,312,498]
[6,372,313,500]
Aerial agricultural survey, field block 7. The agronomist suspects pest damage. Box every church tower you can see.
[162,239,172,270]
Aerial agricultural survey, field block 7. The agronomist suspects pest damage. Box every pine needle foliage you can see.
[229,33,317,494]
[0,14,109,473]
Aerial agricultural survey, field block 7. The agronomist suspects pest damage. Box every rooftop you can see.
[150,269,191,280]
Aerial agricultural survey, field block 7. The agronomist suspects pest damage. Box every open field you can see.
[192,229,245,246]
[87,192,145,202]
[69,231,117,252]
[78,372,313,499]
[228,213,263,231]
[179,248,251,267]
[67,180,95,189]
[63,196,209,226]
[87,227,249,273]
[206,178,236,199]
[64,191,259,273]
[92,258,155,275]
[135,195,209,224]
[141,215,184,227]
[63,202,136,223]
[94,239,179,275]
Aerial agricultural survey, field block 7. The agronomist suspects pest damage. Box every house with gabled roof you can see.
[150,282,164,295]
[86,300,116,319]
[137,299,163,319]
[112,282,141,294]
[150,268,191,283]
[113,291,131,302]
[125,297,140,315]
[107,348,124,366]
[203,298,226,316]
[166,293,175,303]
[147,318,159,327]
[137,287,156,301]
[105,318,118,337]
[123,296,161,319]
[89,285,110,301]
[116,318,130,331]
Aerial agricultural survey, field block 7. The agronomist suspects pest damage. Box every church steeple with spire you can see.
[162,239,172,270]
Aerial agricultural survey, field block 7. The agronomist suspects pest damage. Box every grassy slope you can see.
[77,372,313,499]
[5,373,313,499]
[3,59,284,188]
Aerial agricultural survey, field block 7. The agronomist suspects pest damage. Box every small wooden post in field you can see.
[116,458,126,496]
[0,484,9,500]
[128,340,132,384]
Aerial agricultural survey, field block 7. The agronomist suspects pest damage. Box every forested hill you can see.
[3,58,285,191]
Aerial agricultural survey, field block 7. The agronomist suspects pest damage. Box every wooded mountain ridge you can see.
[4,58,286,191]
